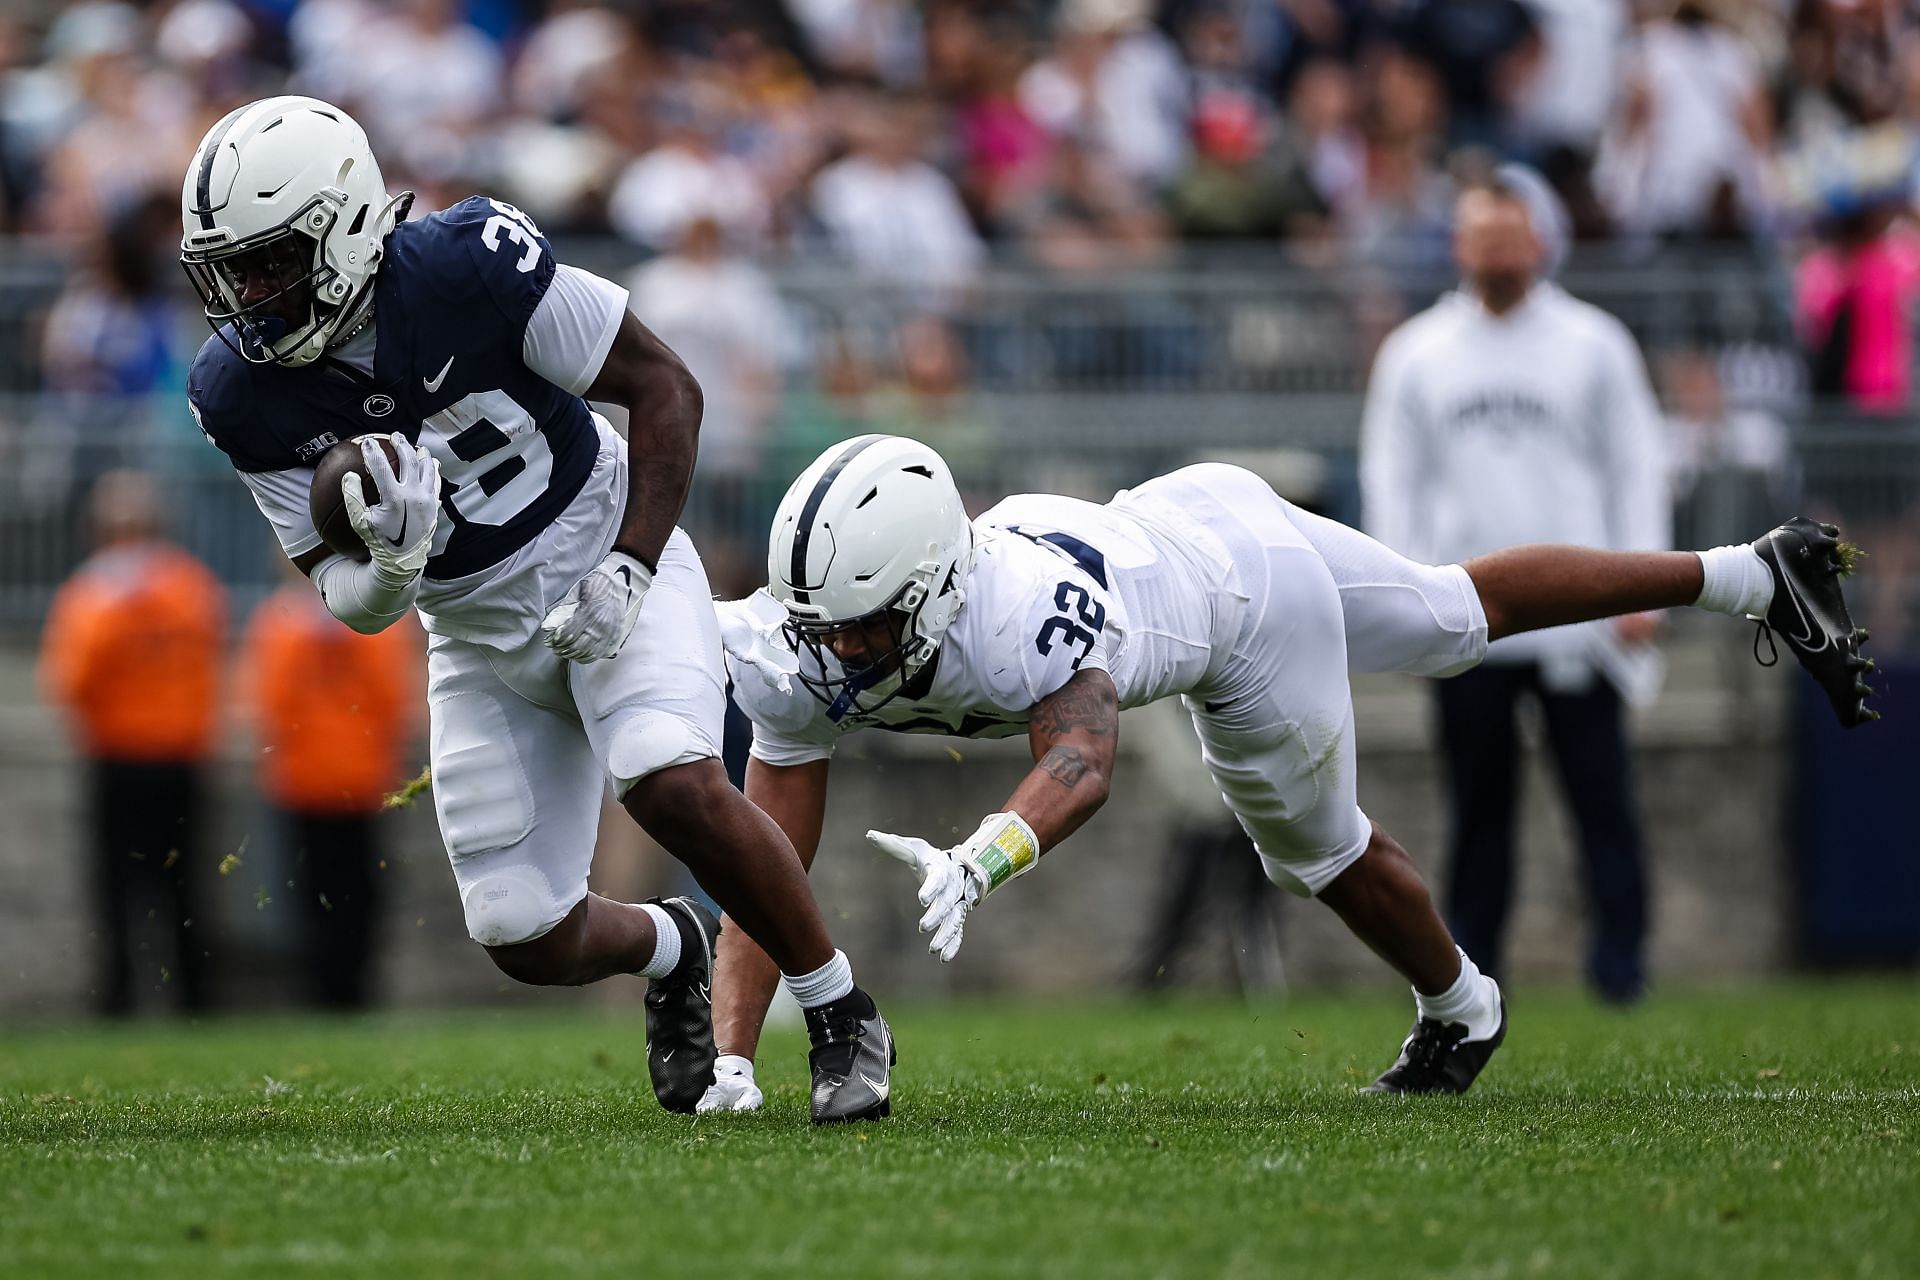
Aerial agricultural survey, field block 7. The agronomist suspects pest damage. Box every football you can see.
[308,435,402,562]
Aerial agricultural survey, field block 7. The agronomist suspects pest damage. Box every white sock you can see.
[782,949,854,1009]
[637,903,681,979]
[1694,545,1775,618]
[1415,949,1500,1040]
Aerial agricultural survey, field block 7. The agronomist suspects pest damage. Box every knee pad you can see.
[462,865,565,947]
[432,692,534,856]
[606,710,707,799]
[1256,853,1316,898]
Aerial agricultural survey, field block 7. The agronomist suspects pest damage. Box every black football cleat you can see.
[1363,994,1507,1096]
[643,896,720,1114]
[1751,518,1878,728]
[804,986,895,1124]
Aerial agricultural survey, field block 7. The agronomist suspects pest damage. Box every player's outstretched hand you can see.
[541,550,653,663]
[343,432,440,584]
[695,1055,764,1114]
[868,829,978,962]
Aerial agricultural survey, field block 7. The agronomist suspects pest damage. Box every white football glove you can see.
[343,432,441,585]
[541,550,653,663]
[696,1055,763,1114]
[868,812,1039,963]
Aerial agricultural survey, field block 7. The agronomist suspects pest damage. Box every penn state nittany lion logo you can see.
[363,393,395,418]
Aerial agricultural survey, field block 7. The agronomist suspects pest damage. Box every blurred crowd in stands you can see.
[7,0,1920,260]
[8,1,1920,408]
[0,1,1917,627]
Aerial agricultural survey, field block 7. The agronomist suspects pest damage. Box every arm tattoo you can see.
[1038,746,1089,789]
[1030,670,1118,738]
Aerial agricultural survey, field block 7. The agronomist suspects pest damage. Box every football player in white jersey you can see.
[179,96,891,1123]
[699,434,1873,1110]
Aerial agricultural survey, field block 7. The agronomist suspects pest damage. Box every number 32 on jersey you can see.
[1036,581,1106,670]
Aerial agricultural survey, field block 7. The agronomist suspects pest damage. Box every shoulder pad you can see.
[187,334,282,473]
[718,594,828,741]
[391,195,557,338]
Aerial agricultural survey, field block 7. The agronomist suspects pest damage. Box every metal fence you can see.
[0,242,1914,646]
[2,400,1917,642]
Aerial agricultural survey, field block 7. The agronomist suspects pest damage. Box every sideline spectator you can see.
[1508,0,1625,168]
[39,471,226,1015]
[1661,349,1795,551]
[240,566,422,1010]
[1788,124,1920,646]
[629,214,792,557]
[28,2,197,243]
[1018,0,1190,190]
[1392,0,1542,151]
[1361,173,1669,1005]
[1595,1,1771,240]
[38,192,181,405]
[810,90,985,300]
[1016,132,1171,267]
[608,86,770,254]
[1794,187,1920,413]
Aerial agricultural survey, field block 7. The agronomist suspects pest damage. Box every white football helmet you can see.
[767,435,975,720]
[180,95,409,366]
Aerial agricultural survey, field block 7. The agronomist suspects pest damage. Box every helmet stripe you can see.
[192,108,248,229]
[788,434,883,604]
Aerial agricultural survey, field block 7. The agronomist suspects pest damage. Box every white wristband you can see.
[311,552,419,634]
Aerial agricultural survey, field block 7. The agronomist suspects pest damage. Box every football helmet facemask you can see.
[180,95,410,367]
[767,435,975,722]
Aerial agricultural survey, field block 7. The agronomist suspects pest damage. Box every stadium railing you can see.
[0,399,1913,643]
[0,240,1910,647]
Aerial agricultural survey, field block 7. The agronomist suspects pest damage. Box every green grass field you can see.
[3,983,1916,1279]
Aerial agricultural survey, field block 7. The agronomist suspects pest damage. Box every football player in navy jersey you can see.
[180,96,891,1124]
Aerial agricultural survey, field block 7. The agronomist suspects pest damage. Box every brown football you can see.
[308,435,402,562]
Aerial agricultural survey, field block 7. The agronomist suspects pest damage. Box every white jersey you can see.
[729,461,1492,897]
[726,480,1238,767]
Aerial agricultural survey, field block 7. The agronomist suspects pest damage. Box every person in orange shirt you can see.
[39,471,226,1016]
[240,563,423,1009]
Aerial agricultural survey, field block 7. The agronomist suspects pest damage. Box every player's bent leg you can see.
[1317,825,1507,1095]
[475,891,687,986]
[1279,499,1492,677]
[430,634,602,955]
[430,631,721,1112]
[1462,545,1706,640]
[589,532,892,1122]
[1136,463,1490,677]
[1180,529,1505,1093]
[1316,824,1459,993]
[623,758,834,974]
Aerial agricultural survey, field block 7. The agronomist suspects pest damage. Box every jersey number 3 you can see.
[1036,581,1106,670]
[480,199,542,274]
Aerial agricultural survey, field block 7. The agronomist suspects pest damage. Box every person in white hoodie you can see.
[1361,167,1670,1004]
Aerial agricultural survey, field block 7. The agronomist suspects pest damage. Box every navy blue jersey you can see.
[188,197,601,581]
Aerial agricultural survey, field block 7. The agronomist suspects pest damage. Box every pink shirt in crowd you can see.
[1795,227,1920,413]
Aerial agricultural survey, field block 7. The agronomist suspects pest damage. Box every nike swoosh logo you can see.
[389,509,408,549]
[1770,533,1825,651]
[661,1050,674,1063]
[856,1070,889,1102]
[422,356,454,393]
